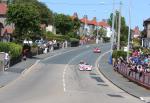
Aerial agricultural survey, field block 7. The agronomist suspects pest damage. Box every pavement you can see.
[99,51,150,102]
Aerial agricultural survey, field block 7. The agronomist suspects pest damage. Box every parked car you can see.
[35,40,48,48]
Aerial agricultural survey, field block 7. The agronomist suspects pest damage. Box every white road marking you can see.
[22,60,40,76]
[63,50,92,92]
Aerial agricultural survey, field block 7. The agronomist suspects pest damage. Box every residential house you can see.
[78,14,111,38]
[0,2,14,42]
[46,25,56,34]
[142,18,150,48]
[132,26,141,39]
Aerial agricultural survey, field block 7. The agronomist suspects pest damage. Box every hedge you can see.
[46,34,70,42]
[0,42,22,65]
[112,50,127,59]
[70,38,79,47]
[103,37,110,43]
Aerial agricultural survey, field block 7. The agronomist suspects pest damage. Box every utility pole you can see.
[117,1,122,50]
[96,18,99,44]
[127,0,131,62]
[109,0,115,64]
[110,0,115,55]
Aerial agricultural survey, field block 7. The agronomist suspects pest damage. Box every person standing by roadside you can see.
[4,52,10,70]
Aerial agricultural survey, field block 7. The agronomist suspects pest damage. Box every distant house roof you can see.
[98,21,110,27]
[88,20,97,25]
[72,13,110,28]
[71,12,78,20]
[132,26,140,38]
[80,17,90,24]
[0,3,7,15]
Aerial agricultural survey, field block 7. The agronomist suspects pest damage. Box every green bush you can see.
[132,38,141,48]
[0,42,22,59]
[46,34,70,42]
[69,38,79,47]
[67,32,80,39]
[102,37,110,43]
[141,47,150,54]
[112,50,127,59]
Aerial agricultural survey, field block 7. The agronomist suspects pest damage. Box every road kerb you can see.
[95,51,142,101]
[21,60,40,76]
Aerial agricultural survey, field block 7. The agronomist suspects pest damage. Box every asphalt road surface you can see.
[0,44,144,103]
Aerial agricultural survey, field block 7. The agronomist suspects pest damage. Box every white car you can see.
[79,61,92,71]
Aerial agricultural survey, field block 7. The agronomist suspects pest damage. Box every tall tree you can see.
[72,17,81,34]
[99,27,107,38]
[36,2,53,26]
[108,10,129,47]
[54,13,74,35]
[12,0,37,3]
[12,0,54,26]
[6,3,40,39]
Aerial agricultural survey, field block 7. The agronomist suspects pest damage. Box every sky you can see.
[39,0,150,30]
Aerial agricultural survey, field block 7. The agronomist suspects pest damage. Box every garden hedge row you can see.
[112,50,127,59]
[0,42,22,66]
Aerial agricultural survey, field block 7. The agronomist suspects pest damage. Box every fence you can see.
[115,63,150,89]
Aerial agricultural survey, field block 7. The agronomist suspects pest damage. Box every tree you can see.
[12,0,37,3]
[36,2,53,26]
[72,17,81,34]
[108,10,129,47]
[54,13,74,35]
[99,27,107,38]
[6,3,40,39]
[12,0,54,26]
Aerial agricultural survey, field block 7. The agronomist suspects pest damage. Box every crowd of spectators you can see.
[113,49,150,79]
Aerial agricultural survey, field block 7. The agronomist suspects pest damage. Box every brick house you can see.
[132,26,141,39]
[0,2,14,42]
[142,18,150,48]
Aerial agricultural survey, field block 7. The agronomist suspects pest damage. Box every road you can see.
[0,44,143,103]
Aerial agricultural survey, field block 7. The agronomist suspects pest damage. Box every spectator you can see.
[4,52,10,69]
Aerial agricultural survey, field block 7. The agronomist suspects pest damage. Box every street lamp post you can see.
[110,0,115,54]
[96,19,99,44]
[109,0,115,64]
[117,1,122,50]
[127,0,131,62]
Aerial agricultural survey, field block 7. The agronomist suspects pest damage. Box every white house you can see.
[46,25,56,34]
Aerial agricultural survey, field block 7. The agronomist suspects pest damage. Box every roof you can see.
[71,12,78,20]
[0,3,7,15]
[144,18,150,22]
[133,26,140,33]
[73,13,110,27]
[88,20,97,25]
[98,21,110,27]
[132,26,140,38]
[80,18,90,24]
